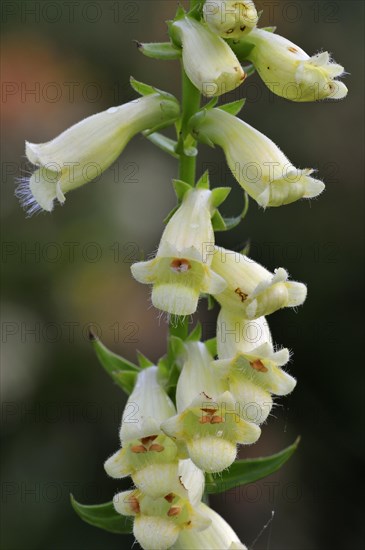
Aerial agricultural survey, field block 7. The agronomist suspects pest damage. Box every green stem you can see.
[178,63,201,184]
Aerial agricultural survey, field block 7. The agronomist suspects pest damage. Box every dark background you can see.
[1,1,364,549]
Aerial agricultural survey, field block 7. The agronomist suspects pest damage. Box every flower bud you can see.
[203,1,258,38]
[190,108,325,207]
[161,342,261,473]
[172,502,247,549]
[18,93,180,214]
[211,246,307,319]
[171,15,245,96]
[105,366,182,498]
[245,28,348,101]
[131,188,226,316]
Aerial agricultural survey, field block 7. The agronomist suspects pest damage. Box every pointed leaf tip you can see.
[205,437,300,494]
[70,495,133,534]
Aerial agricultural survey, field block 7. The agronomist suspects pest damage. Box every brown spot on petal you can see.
[128,495,140,514]
[250,359,268,373]
[179,476,187,490]
[168,506,182,517]
[149,444,165,452]
[201,407,217,415]
[235,287,248,302]
[201,391,212,400]
[211,415,225,424]
[130,445,147,453]
[164,493,175,503]
[288,47,298,53]
[199,415,212,424]
[140,435,158,446]
[240,25,246,31]
[170,258,191,273]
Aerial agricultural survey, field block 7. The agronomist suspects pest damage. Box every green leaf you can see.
[136,351,154,369]
[211,187,231,208]
[186,322,202,342]
[90,333,139,394]
[218,99,246,116]
[145,132,179,158]
[70,496,133,534]
[173,179,193,201]
[136,41,181,60]
[196,170,210,189]
[205,437,300,494]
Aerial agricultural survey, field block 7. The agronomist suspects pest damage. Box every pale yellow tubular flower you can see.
[171,15,246,97]
[172,502,247,549]
[104,366,183,499]
[246,28,348,101]
[190,107,325,207]
[211,246,307,319]
[161,342,261,473]
[203,0,258,38]
[19,93,180,214]
[113,460,210,550]
[131,188,226,316]
[215,308,296,424]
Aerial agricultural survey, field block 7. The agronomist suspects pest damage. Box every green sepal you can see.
[205,438,300,494]
[227,39,255,62]
[261,26,277,33]
[169,317,189,341]
[204,337,217,358]
[211,210,227,231]
[89,332,139,394]
[110,371,138,394]
[136,350,154,369]
[145,132,179,158]
[167,6,186,47]
[130,76,158,97]
[136,41,181,61]
[214,191,249,231]
[70,496,133,534]
[173,179,193,201]
[196,170,210,190]
[204,97,219,110]
[240,239,251,256]
[163,205,179,224]
[186,322,202,342]
[188,111,215,148]
[211,187,231,208]
[129,77,175,102]
[218,99,246,116]
[243,63,256,77]
[188,0,204,20]
[168,335,186,363]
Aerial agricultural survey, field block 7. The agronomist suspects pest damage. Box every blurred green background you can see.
[1,1,364,549]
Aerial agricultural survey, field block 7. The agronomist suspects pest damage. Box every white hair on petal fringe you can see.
[15,176,43,217]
